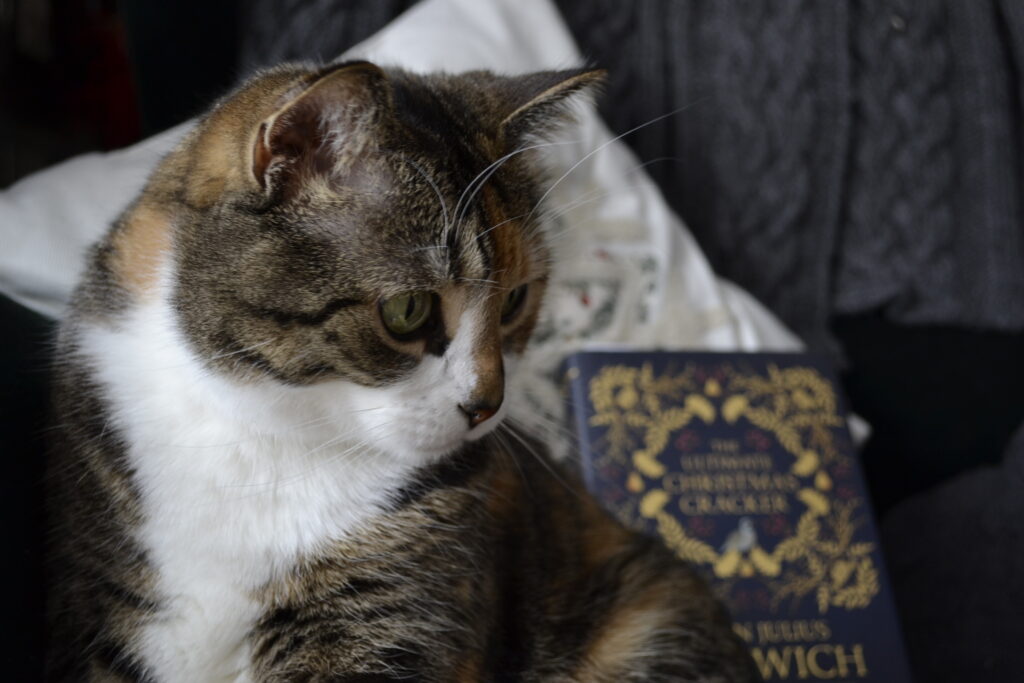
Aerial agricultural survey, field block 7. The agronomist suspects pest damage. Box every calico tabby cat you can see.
[47,61,759,682]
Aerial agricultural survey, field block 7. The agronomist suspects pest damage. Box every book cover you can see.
[565,351,912,682]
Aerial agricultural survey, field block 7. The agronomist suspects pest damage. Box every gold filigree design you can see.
[769,501,879,613]
[586,361,879,614]
[589,363,708,477]
[654,510,718,565]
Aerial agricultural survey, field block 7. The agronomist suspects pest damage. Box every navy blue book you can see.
[565,351,912,682]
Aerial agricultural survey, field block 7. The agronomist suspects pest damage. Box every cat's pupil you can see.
[502,284,528,322]
[380,292,432,337]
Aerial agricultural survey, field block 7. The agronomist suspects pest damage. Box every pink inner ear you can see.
[252,105,328,194]
[250,63,392,197]
[251,89,348,194]
[252,122,273,190]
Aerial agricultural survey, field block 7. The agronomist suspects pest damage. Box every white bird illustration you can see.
[720,516,757,553]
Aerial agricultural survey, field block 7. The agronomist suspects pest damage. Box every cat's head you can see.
[111,61,602,463]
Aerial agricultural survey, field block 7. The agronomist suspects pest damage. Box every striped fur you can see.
[47,62,759,681]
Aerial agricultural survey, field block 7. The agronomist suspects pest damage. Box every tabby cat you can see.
[47,60,759,682]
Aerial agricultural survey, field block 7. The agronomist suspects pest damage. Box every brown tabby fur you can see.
[48,61,759,681]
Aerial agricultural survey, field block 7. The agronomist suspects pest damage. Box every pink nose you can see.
[459,401,500,428]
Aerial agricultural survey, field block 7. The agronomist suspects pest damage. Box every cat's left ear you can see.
[497,68,606,143]
[252,61,392,197]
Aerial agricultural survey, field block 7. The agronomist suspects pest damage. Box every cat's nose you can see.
[459,399,502,428]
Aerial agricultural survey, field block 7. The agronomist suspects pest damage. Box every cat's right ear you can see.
[497,68,607,144]
[251,61,392,198]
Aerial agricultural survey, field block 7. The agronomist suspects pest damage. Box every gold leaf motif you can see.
[655,512,718,564]
[792,450,820,477]
[639,489,670,517]
[634,452,666,478]
[848,542,874,557]
[684,394,716,423]
[797,488,831,515]
[796,512,821,543]
[616,386,639,411]
[722,395,748,423]
[831,559,856,587]
[714,550,742,578]
[749,546,781,577]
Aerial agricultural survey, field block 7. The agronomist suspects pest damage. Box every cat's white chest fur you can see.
[80,294,414,683]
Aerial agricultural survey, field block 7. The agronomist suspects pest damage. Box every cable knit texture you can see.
[839,0,955,320]
[239,0,1024,355]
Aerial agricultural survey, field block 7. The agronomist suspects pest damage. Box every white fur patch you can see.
[76,270,509,682]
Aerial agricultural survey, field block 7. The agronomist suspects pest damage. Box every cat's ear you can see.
[252,61,391,197]
[497,68,606,143]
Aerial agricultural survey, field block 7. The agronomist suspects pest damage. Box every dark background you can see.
[1,3,243,680]
[3,1,1022,681]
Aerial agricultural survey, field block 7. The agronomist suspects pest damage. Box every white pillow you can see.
[0,123,189,318]
[0,0,801,445]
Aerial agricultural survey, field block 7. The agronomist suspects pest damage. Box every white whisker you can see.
[508,411,579,444]
[450,138,582,237]
[498,422,583,501]
[476,211,529,241]
[167,406,386,449]
[524,102,706,229]
[222,418,398,493]
[456,277,501,287]
[493,429,534,495]
[542,156,689,245]
[208,339,275,362]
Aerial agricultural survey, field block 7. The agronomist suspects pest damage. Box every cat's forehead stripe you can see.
[478,186,529,285]
[438,210,488,286]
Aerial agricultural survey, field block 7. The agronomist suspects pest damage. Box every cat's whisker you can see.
[439,137,580,269]
[552,153,684,222]
[456,277,501,287]
[343,405,388,414]
[507,408,580,444]
[524,101,706,229]
[476,211,529,241]
[539,156,688,246]
[496,422,584,502]
[492,429,533,493]
[166,407,386,449]
[451,139,576,223]
[222,419,397,493]
[540,187,609,224]
[450,138,582,233]
[93,338,279,375]
[207,339,275,361]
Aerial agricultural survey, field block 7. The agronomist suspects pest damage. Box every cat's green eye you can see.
[380,292,433,337]
[501,284,528,323]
